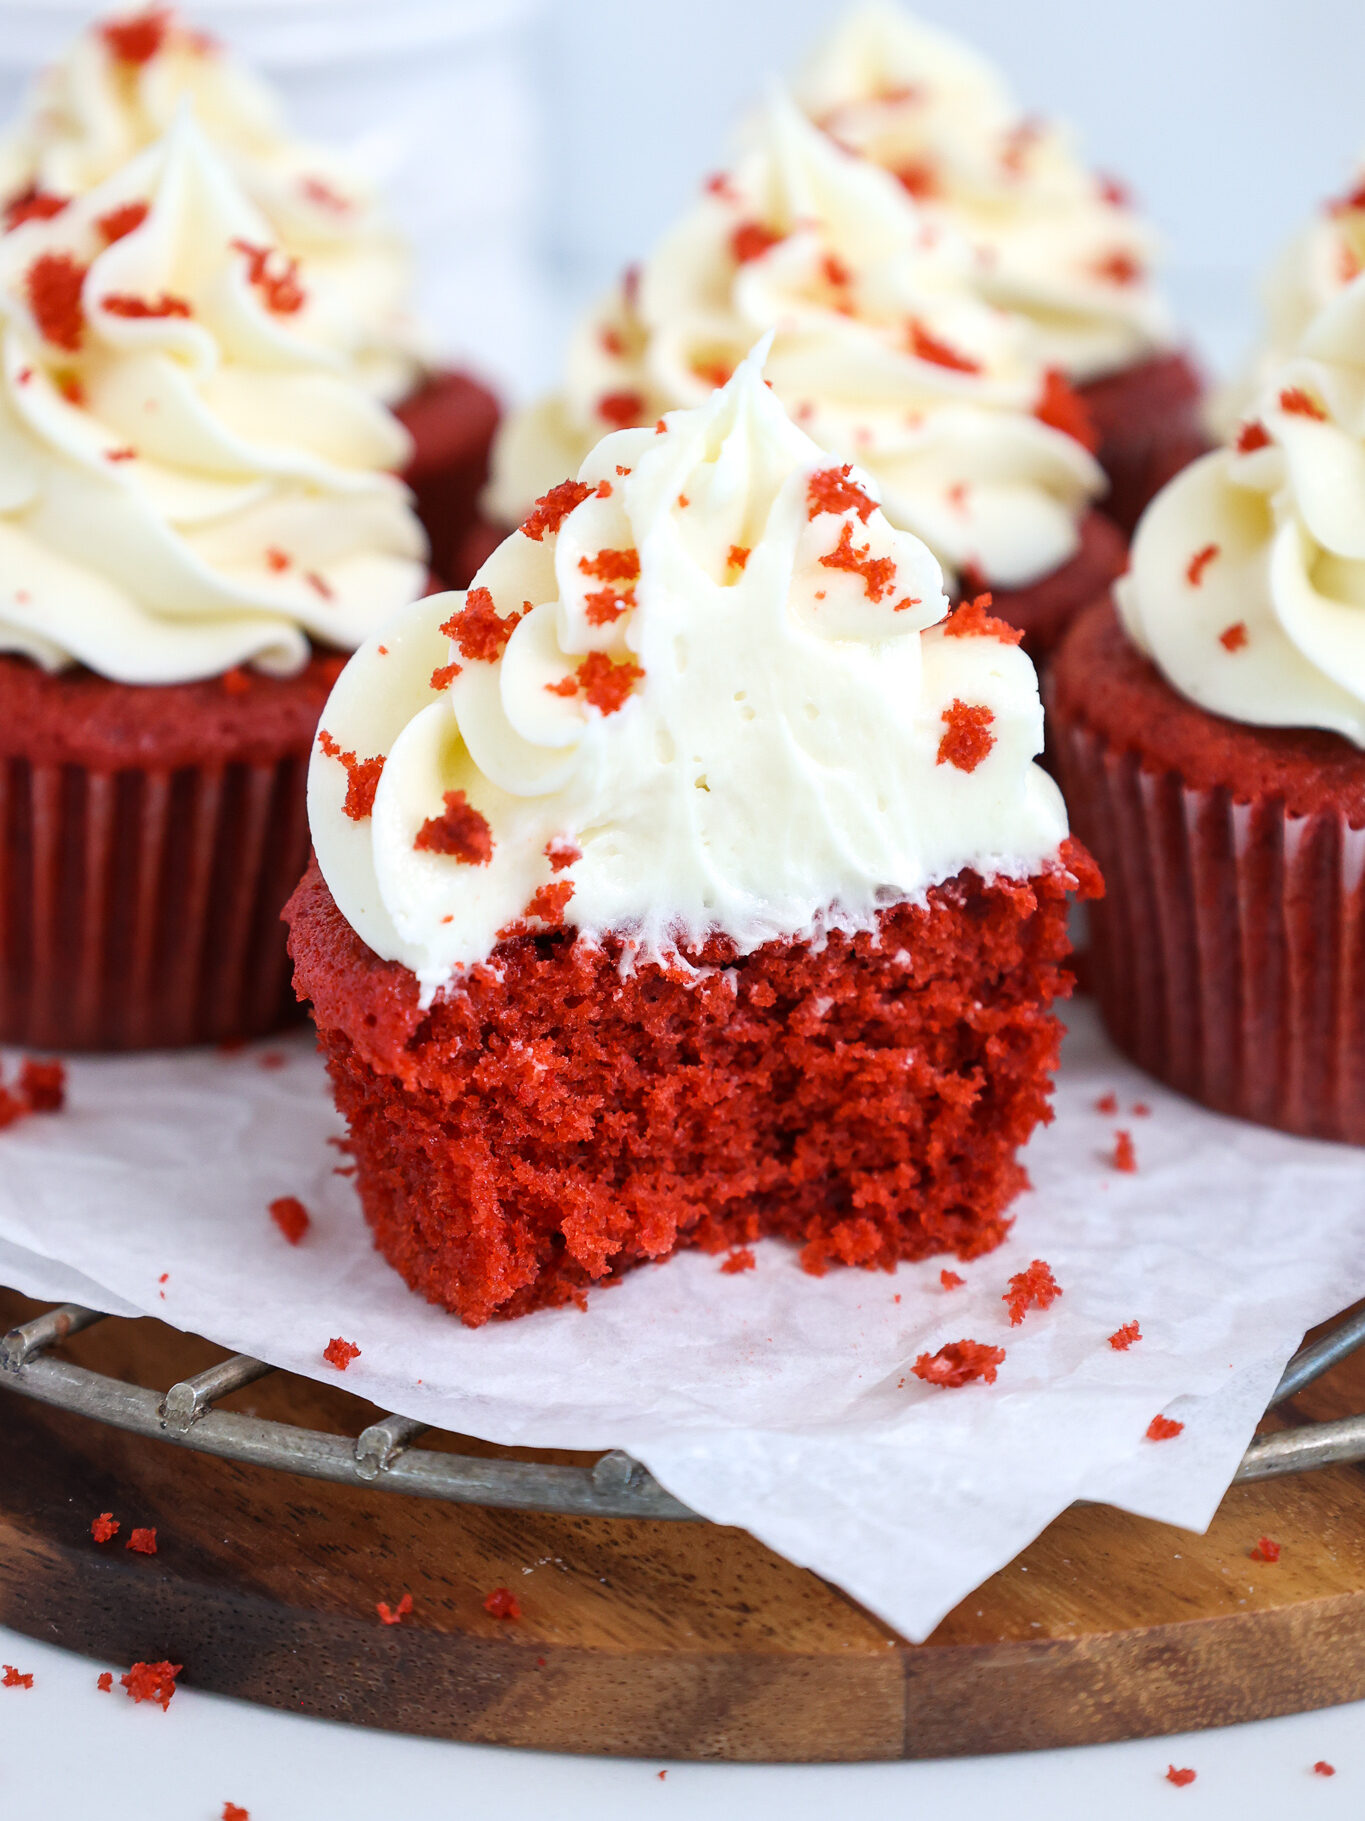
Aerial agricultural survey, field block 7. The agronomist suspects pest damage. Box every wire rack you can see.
[5,1293,1365,1523]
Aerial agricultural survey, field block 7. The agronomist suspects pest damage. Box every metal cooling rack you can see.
[5,1294,1365,1520]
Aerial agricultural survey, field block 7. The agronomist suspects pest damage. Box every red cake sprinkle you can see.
[940,1269,965,1289]
[301,175,350,212]
[1112,1130,1138,1172]
[522,478,593,541]
[1165,1766,1196,1788]
[600,325,625,358]
[414,790,494,863]
[269,1195,310,1245]
[896,161,939,199]
[1093,250,1143,285]
[597,389,646,429]
[822,252,852,290]
[545,839,581,872]
[19,1058,65,1110]
[1109,1320,1142,1351]
[549,650,644,715]
[1003,1258,1061,1325]
[731,220,783,265]
[908,319,980,373]
[316,731,386,821]
[1035,368,1100,452]
[265,546,290,572]
[323,1337,360,1371]
[807,463,875,522]
[100,291,192,319]
[2,1665,33,1688]
[440,586,523,661]
[913,1340,1006,1388]
[597,480,613,499]
[727,544,751,572]
[819,522,897,601]
[1278,387,1326,421]
[1314,1762,1336,1776]
[55,373,85,406]
[721,1246,756,1274]
[222,1805,249,1821]
[97,1672,114,1692]
[692,359,733,389]
[101,7,172,63]
[523,881,575,929]
[4,189,67,230]
[221,665,250,696]
[304,570,333,601]
[231,239,305,315]
[26,252,87,350]
[1146,1414,1184,1441]
[430,661,465,692]
[704,171,737,200]
[125,1527,157,1555]
[1250,1536,1281,1563]
[1219,622,1249,653]
[579,547,640,583]
[944,593,1023,646]
[483,1587,521,1620]
[1236,419,1271,454]
[1098,175,1131,207]
[91,1512,120,1543]
[1186,543,1219,587]
[545,675,580,698]
[121,1660,181,1710]
[1096,1091,1118,1114]
[1132,1102,1151,1116]
[936,700,996,773]
[96,199,149,245]
[376,1592,413,1625]
[104,446,137,462]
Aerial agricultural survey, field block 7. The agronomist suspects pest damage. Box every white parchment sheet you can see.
[2,1000,1363,1642]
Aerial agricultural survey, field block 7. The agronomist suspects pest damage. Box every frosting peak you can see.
[313,347,1069,999]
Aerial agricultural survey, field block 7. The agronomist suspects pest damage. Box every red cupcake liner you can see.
[1054,715,1365,1143]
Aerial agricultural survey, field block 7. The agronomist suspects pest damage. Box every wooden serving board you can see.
[3,1284,1365,1762]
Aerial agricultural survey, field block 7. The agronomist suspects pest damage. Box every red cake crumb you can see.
[521,478,593,541]
[429,661,461,691]
[807,463,875,522]
[1219,622,1249,653]
[19,1058,65,1110]
[414,790,494,863]
[913,1340,1006,1387]
[323,1337,360,1370]
[317,730,385,821]
[1236,420,1271,454]
[269,1195,310,1245]
[1279,387,1325,421]
[1109,1321,1142,1351]
[104,446,137,462]
[550,650,644,715]
[96,200,149,245]
[598,390,646,430]
[126,1527,157,1556]
[1133,1102,1151,1116]
[3,1665,33,1688]
[1003,1258,1061,1325]
[121,1660,181,1710]
[483,1587,522,1619]
[1185,543,1219,588]
[91,1512,119,1543]
[1250,1536,1281,1563]
[721,1246,756,1274]
[1314,1762,1335,1776]
[940,1269,965,1289]
[376,1592,413,1625]
[1093,250,1143,286]
[908,320,980,373]
[731,221,783,264]
[97,1672,114,1692]
[1096,1091,1118,1114]
[1146,1414,1184,1441]
[440,587,524,662]
[221,666,250,696]
[100,292,191,320]
[1165,1766,1196,1788]
[5,189,67,229]
[727,544,751,572]
[259,1052,286,1069]
[231,240,305,315]
[937,699,996,772]
[1112,1130,1137,1173]
[524,882,574,928]
[1035,368,1100,452]
[545,839,580,872]
[223,1805,249,1821]
[819,522,897,601]
[944,592,1023,646]
[101,8,171,63]
[26,252,86,351]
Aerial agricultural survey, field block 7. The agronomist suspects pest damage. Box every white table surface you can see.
[1,1620,1360,1820]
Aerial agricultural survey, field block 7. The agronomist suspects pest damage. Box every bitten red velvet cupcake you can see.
[482,90,1125,663]
[1050,279,1365,1143]
[0,5,497,581]
[0,112,427,1049]
[288,345,1097,1326]
[794,2,1207,534]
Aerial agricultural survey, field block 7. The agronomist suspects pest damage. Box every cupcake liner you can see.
[0,749,310,1050]
[1055,716,1365,1143]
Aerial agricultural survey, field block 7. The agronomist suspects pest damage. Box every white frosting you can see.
[1118,274,1365,747]
[0,7,426,403]
[794,2,1173,381]
[314,347,1069,999]
[486,89,1103,596]
[0,110,427,684]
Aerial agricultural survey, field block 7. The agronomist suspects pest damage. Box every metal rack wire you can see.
[5,1294,1365,1519]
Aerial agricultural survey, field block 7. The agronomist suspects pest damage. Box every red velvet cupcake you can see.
[1050,287,1365,1143]
[395,369,500,586]
[288,350,1095,1323]
[0,117,427,1049]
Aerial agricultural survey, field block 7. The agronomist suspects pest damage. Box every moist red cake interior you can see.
[286,847,1096,1326]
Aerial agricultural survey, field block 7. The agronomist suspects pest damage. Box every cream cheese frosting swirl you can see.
[314,345,1070,999]
[793,2,1173,382]
[0,6,426,403]
[0,108,427,684]
[487,89,1103,595]
[1118,273,1365,746]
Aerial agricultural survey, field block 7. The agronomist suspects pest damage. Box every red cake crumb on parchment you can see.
[121,1660,181,1710]
[484,1588,521,1620]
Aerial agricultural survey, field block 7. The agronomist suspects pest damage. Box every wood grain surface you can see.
[2,1285,1364,1762]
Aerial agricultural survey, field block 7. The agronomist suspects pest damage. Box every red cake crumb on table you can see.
[940,1269,965,1289]
[1147,1414,1184,1441]
[483,1588,522,1620]
[1166,1766,1196,1787]
[121,1660,181,1710]
[1096,1091,1118,1114]
[269,1195,310,1245]
[126,1527,157,1556]
[1003,1259,1061,1325]
[721,1246,755,1274]
[377,1593,413,1625]
[223,1804,250,1821]
[1314,1762,1336,1776]
[323,1337,360,1370]
[1109,1321,1142,1351]
[97,1672,114,1692]
[913,1340,1006,1388]
[1250,1536,1281,1563]
[1112,1131,1137,1172]
[19,1058,65,1110]
[2,1665,33,1688]
[91,1512,119,1543]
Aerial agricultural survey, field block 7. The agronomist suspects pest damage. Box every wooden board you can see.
[3,1284,1365,1762]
